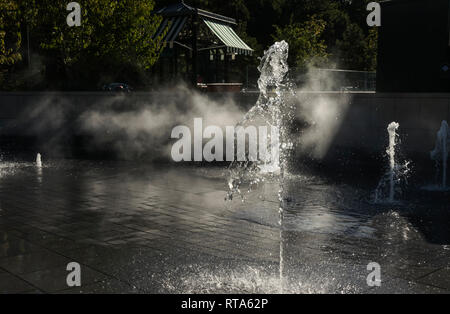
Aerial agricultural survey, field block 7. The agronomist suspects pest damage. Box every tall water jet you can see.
[36,153,42,168]
[375,122,410,203]
[430,121,449,189]
[226,40,294,200]
[226,41,295,292]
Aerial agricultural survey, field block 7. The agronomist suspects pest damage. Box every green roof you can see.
[155,2,253,55]
[203,19,253,55]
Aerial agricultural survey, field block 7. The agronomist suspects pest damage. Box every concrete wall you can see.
[330,93,449,156]
[0,91,448,160]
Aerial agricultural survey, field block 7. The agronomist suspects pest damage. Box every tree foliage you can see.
[0,0,22,84]
[273,17,328,70]
[32,0,164,89]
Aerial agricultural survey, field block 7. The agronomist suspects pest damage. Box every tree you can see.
[273,16,328,70]
[34,0,164,89]
[336,22,377,71]
[0,0,22,86]
[336,0,378,70]
[364,28,378,71]
[272,0,377,71]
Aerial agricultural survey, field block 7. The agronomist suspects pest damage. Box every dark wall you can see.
[377,0,450,92]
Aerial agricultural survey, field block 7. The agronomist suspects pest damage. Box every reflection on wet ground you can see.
[0,159,448,293]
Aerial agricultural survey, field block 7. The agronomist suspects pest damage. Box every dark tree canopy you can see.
[0,0,377,90]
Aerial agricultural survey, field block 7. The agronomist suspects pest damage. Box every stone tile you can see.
[35,237,91,253]
[0,272,38,294]
[0,239,45,258]
[417,268,450,291]
[367,277,450,294]
[58,279,139,294]
[0,251,71,275]
[385,264,443,282]
[0,230,23,243]
[19,265,109,293]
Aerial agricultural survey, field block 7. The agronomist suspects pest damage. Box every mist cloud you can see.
[15,84,244,160]
[294,66,351,159]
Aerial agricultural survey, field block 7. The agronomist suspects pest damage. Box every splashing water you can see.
[430,121,449,190]
[36,153,42,168]
[226,41,295,200]
[162,265,340,294]
[226,41,296,292]
[374,122,411,203]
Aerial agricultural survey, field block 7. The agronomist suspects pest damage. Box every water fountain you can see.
[226,41,296,292]
[430,120,449,190]
[36,153,42,168]
[375,122,410,203]
[226,40,295,200]
[387,122,399,202]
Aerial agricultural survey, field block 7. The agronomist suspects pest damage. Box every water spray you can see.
[375,122,410,203]
[387,122,399,202]
[36,153,42,168]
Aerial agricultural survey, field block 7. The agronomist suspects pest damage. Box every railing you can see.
[243,67,376,92]
[294,68,376,92]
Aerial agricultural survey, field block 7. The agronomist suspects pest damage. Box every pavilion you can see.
[153,1,253,89]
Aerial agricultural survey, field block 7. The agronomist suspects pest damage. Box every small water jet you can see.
[36,153,42,168]
[430,120,449,190]
[387,122,399,202]
[374,122,410,203]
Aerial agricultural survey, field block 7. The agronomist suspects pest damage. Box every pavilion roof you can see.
[154,2,253,55]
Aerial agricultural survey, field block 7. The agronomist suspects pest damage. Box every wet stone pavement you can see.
[0,159,449,294]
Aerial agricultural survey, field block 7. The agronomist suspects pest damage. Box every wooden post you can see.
[159,57,163,84]
[215,49,219,82]
[170,49,174,80]
[224,52,229,83]
[174,46,178,80]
